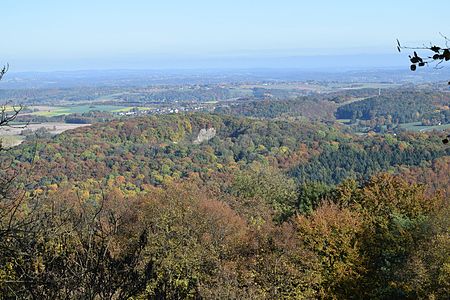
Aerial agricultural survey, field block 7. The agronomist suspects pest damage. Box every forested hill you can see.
[2,112,450,299]
[336,90,450,123]
[215,97,336,120]
[10,113,448,190]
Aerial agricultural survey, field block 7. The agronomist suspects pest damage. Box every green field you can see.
[337,119,450,133]
[399,122,450,132]
[31,105,137,117]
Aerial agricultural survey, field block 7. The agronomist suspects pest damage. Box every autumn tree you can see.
[333,174,446,298]
[296,203,364,299]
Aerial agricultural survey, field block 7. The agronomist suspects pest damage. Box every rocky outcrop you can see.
[194,128,216,144]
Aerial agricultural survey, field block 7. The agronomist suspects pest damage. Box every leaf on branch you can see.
[443,49,450,61]
[430,46,441,52]
[410,56,420,64]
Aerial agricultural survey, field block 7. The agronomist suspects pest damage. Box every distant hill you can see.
[9,113,449,189]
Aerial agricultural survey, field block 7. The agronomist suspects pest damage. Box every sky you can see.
[2,0,450,71]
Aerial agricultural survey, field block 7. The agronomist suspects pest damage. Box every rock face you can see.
[194,128,216,144]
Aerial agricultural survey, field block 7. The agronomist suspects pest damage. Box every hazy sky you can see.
[3,0,449,71]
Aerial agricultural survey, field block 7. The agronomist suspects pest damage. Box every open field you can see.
[399,122,450,132]
[336,119,351,124]
[336,97,372,107]
[0,123,91,147]
[241,82,328,92]
[0,135,24,148]
[30,105,131,117]
[336,83,403,90]
[336,119,450,133]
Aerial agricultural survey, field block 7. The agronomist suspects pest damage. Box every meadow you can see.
[399,122,450,132]
[29,104,151,117]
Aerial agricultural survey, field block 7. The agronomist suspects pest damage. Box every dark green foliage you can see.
[230,165,298,221]
[296,181,333,214]
[290,136,449,184]
[216,97,336,120]
[336,90,450,124]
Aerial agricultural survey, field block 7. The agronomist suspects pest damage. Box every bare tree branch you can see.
[0,63,9,81]
[397,36,450,73]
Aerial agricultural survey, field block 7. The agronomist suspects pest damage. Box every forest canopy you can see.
[1,110,449,298]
